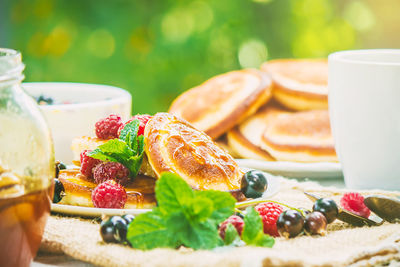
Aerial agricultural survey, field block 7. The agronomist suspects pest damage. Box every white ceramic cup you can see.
[328,49,400,190]
[23,82,132,164]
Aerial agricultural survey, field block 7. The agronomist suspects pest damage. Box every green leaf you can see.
[167,213,223,250]
[137,135,145,155]
[252,233,275,247]
[127,173,238,250]
[88,123,145,178]
[88,139,134,163]
[127,209,176,250]
[224,223,240,246]
[184,196,213,222]
[194,190,236,224]
[155,172,194,214]
[242,206,275,248]
[119,120,140,153]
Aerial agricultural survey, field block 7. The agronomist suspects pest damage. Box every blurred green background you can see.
[1,0,399,114]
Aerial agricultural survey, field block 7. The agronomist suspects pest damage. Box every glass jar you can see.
[0,48,54,267]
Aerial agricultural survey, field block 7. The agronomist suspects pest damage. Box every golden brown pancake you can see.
[169,69,273,139]
[144,113,245,193]
[260,110,338,162]
[261,59,328,111]
[71,136,156,178]
[227,103,288,161]
[58,169,156,209]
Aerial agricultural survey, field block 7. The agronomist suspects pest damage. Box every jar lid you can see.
[0,48,25,83]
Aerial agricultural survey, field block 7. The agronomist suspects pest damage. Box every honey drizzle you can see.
[126,190,144,208]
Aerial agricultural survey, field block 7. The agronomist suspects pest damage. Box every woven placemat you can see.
[39,178,400,267]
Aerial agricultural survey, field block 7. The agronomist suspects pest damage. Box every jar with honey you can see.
[0,48,54,267]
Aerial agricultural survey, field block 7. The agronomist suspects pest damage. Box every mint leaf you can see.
[155,172,194,214]
[127,209,177,250]
[119,120,140,154]
[194,190,236,224]
[88,119,145,178]
[242,207,275,248]
[127,172,236,250]
[224,223,240,246]
[183,197,213,222]
[166,213,223,250]
[88,139,134,163]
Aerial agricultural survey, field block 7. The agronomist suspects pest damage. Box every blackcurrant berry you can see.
[55,161,67,178]
[304,211,327,236]
[276,210,304,238]
[240,170,268,198]
[122,214,135,224]
[313,198,338,223]
[100,216,129,243]
[53,178,64,203]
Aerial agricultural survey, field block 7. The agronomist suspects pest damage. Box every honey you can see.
[0,185,53,267]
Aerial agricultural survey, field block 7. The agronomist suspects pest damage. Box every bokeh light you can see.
[1,0,400,114]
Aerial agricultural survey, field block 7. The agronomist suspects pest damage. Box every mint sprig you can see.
[126,173,275,250]
[242,206,275,247]
[127,172,236,250]
[88,120,144,177]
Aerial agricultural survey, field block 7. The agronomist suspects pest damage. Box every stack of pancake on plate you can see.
[60,113,246,209]
[169,59,338,163]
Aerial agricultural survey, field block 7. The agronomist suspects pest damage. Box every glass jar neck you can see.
[0,48,25,87]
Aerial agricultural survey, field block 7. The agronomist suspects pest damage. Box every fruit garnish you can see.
[340,192,371,219]
[240,170,268,198]
[219,215,244,240]
[55,161,66,178]
[80,150,101,179]
[89,120,145,179]
[276,210,304,238]
[53,178,65,203]
[95,114,123,140]
[304,211,327,236]
[255,202,283,237]
[126,172,274,250]
[101,216,131,243]
[118,114,152,137]
[312,198,338,223]
[93,161,130,185]
[241,207,275,247]
[92,180,127,209]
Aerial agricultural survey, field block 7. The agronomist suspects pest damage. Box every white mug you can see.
[328,49,400,190]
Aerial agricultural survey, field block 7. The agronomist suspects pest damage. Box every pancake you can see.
[58,169,156,209]
[260,110,337,162]
[144,113,245,195]
[71,136,156,178]
[169,69,273,139]
[261,59,328,111]
[227,104,288,161]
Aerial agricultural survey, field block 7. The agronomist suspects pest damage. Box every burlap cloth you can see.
[39,177,400,267]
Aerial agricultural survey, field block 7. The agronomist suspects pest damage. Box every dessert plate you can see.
[51,171,280,218]
[236,159,342,179]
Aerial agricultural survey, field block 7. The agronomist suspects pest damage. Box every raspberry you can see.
[92,180,127,209]
[93,162,130,185]
[80,150,101,180]
[340,192,371,218]
[118,114,152,137]
[255,202,283,237]
[95,114,123,140]
[219,215,244,239]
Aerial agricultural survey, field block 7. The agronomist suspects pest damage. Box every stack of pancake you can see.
[169,59,338,163]
[60,113,246,209]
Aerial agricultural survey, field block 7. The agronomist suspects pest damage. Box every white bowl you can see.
[23,82,132,164]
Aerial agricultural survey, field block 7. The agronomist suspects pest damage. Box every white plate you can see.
[236,159,342,179]
[51,171,280,218]
[51,204,152,217]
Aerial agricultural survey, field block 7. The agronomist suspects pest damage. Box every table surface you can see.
[32,177,346,267]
